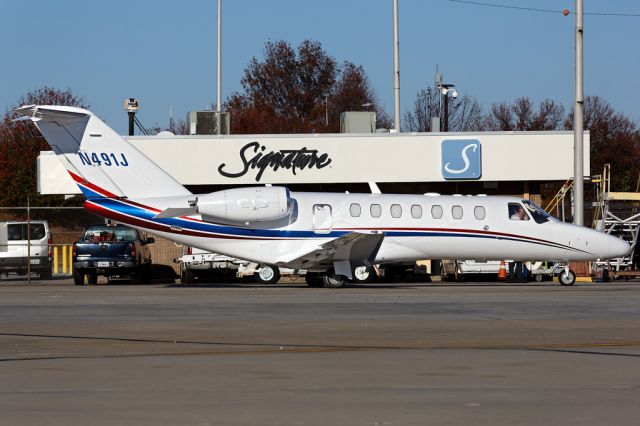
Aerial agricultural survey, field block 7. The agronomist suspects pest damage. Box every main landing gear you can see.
[305,269,348,288]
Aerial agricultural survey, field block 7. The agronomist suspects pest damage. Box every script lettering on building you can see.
[218,142,332,182]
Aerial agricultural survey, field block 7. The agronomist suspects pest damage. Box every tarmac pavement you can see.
[0,280,639,425]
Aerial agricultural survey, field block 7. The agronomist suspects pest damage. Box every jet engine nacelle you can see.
[196,187,291,223]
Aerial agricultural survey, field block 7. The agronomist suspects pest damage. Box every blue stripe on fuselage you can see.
[90,197,585,252]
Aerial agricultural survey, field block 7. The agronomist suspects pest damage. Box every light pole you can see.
[325,95,329,126]
[216,0,222,135]
[440,84,457,132]
[392,0,400,133]
[573,0,584,225]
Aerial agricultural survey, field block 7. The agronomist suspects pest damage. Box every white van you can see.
[0,221,52,279]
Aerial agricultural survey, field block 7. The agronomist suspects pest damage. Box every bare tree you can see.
[403,87,483,132]
[484,102,513,131]
[485,97,564,131]
[565,95,639,191]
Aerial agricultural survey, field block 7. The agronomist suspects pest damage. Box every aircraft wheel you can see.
[305,273,324,287]
[351,266,373,283]
[534,274,543,282]
[454,262,464,282]
[73,269,85,286]
[440,261,453,282]
[323,269,347,288]
[180,268,194,284]
[255,264,280,284]
[559,269,576,286]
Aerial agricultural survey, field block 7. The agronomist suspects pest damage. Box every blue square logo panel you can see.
[441,139,482,180]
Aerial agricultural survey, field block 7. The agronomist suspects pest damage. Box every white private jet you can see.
[16,105,630,287]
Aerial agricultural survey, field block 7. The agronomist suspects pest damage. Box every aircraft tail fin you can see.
[15,105,190,199]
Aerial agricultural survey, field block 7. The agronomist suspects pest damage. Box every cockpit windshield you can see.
[522,200,553,224]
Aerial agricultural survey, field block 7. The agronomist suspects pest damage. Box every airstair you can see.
[592,165,640,272]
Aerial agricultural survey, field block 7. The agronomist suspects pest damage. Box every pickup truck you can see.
[72,224,154,285]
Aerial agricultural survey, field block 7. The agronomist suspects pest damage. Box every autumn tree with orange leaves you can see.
[225,40,390,134]
[0,87,88,206]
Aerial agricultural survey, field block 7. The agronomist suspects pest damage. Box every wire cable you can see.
[449,0,640,17]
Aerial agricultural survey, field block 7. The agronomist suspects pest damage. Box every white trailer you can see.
[177,247,294,284]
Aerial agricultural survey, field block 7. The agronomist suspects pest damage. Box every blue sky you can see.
[1,0,638,134]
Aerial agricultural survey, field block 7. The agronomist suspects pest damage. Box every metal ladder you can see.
[544,179,574,221]
[592,165,640,271]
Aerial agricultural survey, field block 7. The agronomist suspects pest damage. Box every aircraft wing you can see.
[279,232,384,279]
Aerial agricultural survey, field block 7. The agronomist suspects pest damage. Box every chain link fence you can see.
[0,207,181,282]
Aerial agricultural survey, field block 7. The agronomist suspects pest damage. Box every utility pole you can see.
[573,0,584,225]
[392,0,400,132]
[216,0,222,135]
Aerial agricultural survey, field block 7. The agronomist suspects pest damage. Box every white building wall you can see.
[38,131,589,194]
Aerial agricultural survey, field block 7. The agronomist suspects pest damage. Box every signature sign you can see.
[218,142,332,182]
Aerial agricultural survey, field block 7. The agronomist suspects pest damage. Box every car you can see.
[72,224,154,285]
[0,221,53,279]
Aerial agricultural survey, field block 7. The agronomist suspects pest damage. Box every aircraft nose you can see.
[606,236,631,259]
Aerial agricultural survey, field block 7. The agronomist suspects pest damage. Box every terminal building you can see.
[39,128,590,205]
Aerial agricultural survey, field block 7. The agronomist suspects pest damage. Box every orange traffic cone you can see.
[498,260,507,281]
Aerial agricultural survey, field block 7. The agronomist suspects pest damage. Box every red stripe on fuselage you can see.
[68,171,119,198]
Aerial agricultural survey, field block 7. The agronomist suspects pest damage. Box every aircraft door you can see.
[313,204,332,234]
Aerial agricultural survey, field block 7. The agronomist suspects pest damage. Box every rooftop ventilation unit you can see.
[187,111,230,135]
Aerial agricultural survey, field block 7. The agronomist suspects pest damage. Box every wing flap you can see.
[280,232,384,279]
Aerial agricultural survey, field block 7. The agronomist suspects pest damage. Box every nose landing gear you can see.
[559,267,576,286]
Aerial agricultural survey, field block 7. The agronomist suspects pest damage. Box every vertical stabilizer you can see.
[15,105,190,198]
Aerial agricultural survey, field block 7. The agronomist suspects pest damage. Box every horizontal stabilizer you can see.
[153,207,197,219]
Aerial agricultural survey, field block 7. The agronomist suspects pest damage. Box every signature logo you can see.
[441,139,482,180]
[218,142,332,182]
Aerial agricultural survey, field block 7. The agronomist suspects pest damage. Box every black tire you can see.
[180,268,194,284]
[559,269,576,286]
[453,262,464,282]
[305,273,324,287]
[534,274,543,282]
[73,269,84,286]
[323,269,347,288]
[87,271,98,285]
[140,263,152,284]
[39,269,52,280]
[254,264,281,284]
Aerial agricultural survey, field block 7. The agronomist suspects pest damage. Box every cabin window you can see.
[411,205,422,219]
[474,206,486,220]
[350,203,361,217]
[452,205,463,220]
[390,204,402,218]
[431,205,443,219]
[509,203,530,221]
[370,204,382,218]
